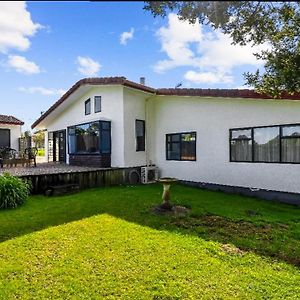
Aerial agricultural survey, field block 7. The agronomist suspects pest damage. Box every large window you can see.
[230,123,300,163]
[95,96,101,113]
[166,132,196,161]
[68,121,111,154]
[85,99,91,115]
[135,120,145,151]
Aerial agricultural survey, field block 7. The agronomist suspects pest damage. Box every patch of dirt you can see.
[171,215,276,237]
[221,244,245,256]
[152,205,190,216]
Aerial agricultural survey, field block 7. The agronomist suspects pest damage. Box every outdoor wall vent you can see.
[140,77,145,85]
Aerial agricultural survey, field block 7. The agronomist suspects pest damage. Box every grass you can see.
[0,184,299,298]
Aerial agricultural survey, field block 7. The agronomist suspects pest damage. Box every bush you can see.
[0,173,30,209]
[37,149,45,156]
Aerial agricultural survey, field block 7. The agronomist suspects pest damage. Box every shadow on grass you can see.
[0,183,299,267]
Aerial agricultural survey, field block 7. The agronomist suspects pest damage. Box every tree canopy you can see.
[144,1,300,98]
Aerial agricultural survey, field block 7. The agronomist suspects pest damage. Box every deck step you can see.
[45,183,80,196]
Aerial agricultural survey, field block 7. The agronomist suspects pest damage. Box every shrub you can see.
[0,173,30,209]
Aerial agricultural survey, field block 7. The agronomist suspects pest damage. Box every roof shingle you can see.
[0,115,24,126]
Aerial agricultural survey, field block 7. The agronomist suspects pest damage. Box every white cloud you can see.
[76,56,101,76]
[0,1,42,53]
[155,14,202,73]
[18,86,66,96]
[184,70,233,84]
[7,55,40,74]
[155,13,270,85]
[120,28,134,45]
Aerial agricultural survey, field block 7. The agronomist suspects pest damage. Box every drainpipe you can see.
[145,92,156,167]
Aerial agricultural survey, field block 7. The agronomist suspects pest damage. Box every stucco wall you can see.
[39,85,125,167]
[148,96,300,194]
[123,87,149,167]
[0,124,21,151]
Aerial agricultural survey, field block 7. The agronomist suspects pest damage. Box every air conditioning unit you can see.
[141,166,159,184]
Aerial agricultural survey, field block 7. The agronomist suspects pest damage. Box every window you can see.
[254,127,280,162]
[166,132,196,161]
[230,129,252,162]
[135,120,145,151]
[0,129,10,148]
[68,121,111,154]
[230,123,300,163]
[85,99,91,115]
[95,96,101,113]
[281,125,300,163]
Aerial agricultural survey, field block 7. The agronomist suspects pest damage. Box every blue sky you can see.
[0,1,266,130]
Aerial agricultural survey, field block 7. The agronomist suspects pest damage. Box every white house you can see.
[0,115,23,150]
[32,77,300,196]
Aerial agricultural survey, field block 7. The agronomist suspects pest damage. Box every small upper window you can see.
[85,99,91,115]
[95,96,101,113]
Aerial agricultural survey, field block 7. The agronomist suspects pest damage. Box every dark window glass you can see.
[230,129,252,162]
[100,121,111,154]
[68,127,76,154]
[0,129,10,148]
[85,99,91,115]
[166,132,196,161]
[135,120,145,151]
[76,122,99,153]
[95,96,101,113]
[181,133,196,160]
[254,127,280,162]
[167,134,180,160]
[68,121,111,154]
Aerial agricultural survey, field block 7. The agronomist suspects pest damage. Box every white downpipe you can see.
[145,93,156,167]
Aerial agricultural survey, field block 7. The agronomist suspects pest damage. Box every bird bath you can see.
[157,177,178,210]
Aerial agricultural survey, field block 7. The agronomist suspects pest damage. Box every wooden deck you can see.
[0,163,141,194]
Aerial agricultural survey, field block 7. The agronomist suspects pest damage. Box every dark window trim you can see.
[94,96,101,113]
[85,98,91,115]
[135,119,145,152]
[67,120,111,155]
[166,131,196,161]
[229,122,300,164]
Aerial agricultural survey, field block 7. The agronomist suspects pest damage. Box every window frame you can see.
[85,98,91,115]
[67,120,111,155]
[166,131,196,161]
[229,122,300,164]
[135,119,145,152]
[94,96,101,113]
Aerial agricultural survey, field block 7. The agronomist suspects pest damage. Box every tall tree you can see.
[144,1,300,98]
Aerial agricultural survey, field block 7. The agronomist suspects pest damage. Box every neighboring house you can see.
[0,115,24,150]
[32,77,300,195]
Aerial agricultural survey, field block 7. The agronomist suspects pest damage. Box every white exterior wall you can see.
[38,85,125,167]
[148,96,300,194]
[0,124,21,150]
[123,88,149,167]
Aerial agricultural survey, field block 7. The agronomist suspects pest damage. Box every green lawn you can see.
[0,184,299,299]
